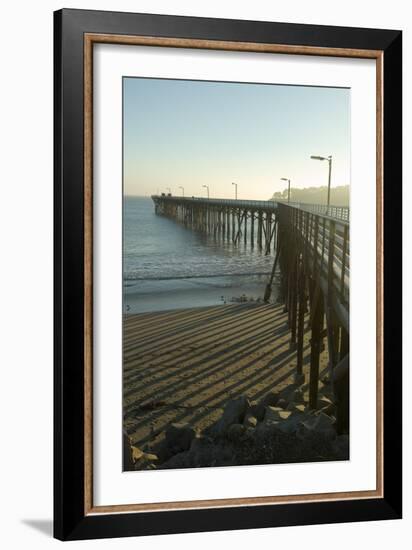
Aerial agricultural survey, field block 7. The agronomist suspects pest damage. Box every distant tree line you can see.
[271,185,349,207]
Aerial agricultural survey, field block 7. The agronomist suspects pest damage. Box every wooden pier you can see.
[151,194,349,411]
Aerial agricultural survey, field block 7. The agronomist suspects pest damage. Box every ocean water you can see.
[123,196,278,313]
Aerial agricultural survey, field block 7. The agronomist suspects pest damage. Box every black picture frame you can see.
[54,8,402,541]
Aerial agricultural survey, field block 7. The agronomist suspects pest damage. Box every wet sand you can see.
[123,273,276,314]
[123,303,329,451]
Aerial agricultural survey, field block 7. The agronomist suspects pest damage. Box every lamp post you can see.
[310,155,333,213]
[179,186,185,197]
[281,177,291,203]
[232,182,238,200]
[202,185,210,199]
[166,187,171,195]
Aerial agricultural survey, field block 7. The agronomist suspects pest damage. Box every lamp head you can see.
[310,155,326,161]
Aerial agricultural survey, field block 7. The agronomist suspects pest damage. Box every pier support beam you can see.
[309,284,324,409]
[290,250,298,346]
[296,257,306,378]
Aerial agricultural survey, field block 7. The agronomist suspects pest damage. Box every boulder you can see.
[189,437,214,467]
[161,451,192,470]
[227,423,245,442]
[286,403,306,414]
[265,406,292,423]
[254,419,281,440]
[215,446,236,466]
[133,449,159,470]
[318,396,333,408]
[189,435,204,453]
[243,426,256,439]
[275,414,302,435]
[286,388,306,405]
[123,431,134,471]
[319,403,336,418]
[131,445,144,463]
[140,453,159,469]
[260,391,281,408]
[296,412,336,441]
[250,392,282,421]
[144,452,158,462]
[213,396,249,435]
[263,406,307,435]
[154,438,173,463]
[332,434,350,459]
[279,383,299,397]
[247,402,264,421]
[316,395,336,417]
[165,422,196,454]
[255,413,303,440]
[244,414,258,428]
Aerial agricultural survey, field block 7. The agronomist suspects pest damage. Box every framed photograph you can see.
[54,8,402,540]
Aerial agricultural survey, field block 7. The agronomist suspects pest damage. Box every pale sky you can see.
[123,77,350,200]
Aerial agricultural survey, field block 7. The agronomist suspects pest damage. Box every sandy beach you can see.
[123,302,329,453]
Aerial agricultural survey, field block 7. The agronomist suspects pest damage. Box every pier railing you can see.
[276,202,349,408]
[278,203,349,323]
[152,195,349,221]
[152,195,280,210]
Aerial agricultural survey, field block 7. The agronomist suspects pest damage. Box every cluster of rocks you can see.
[124,382,349,472]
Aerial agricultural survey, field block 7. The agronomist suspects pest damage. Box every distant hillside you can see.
[271,185,349,207]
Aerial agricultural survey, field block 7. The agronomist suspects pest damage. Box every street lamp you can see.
[310,155,333,213]
[280,178,291,204]
[202,185,210,199]
[166,187,172,195]
[179,186,185,197]
[232,182,238,200]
